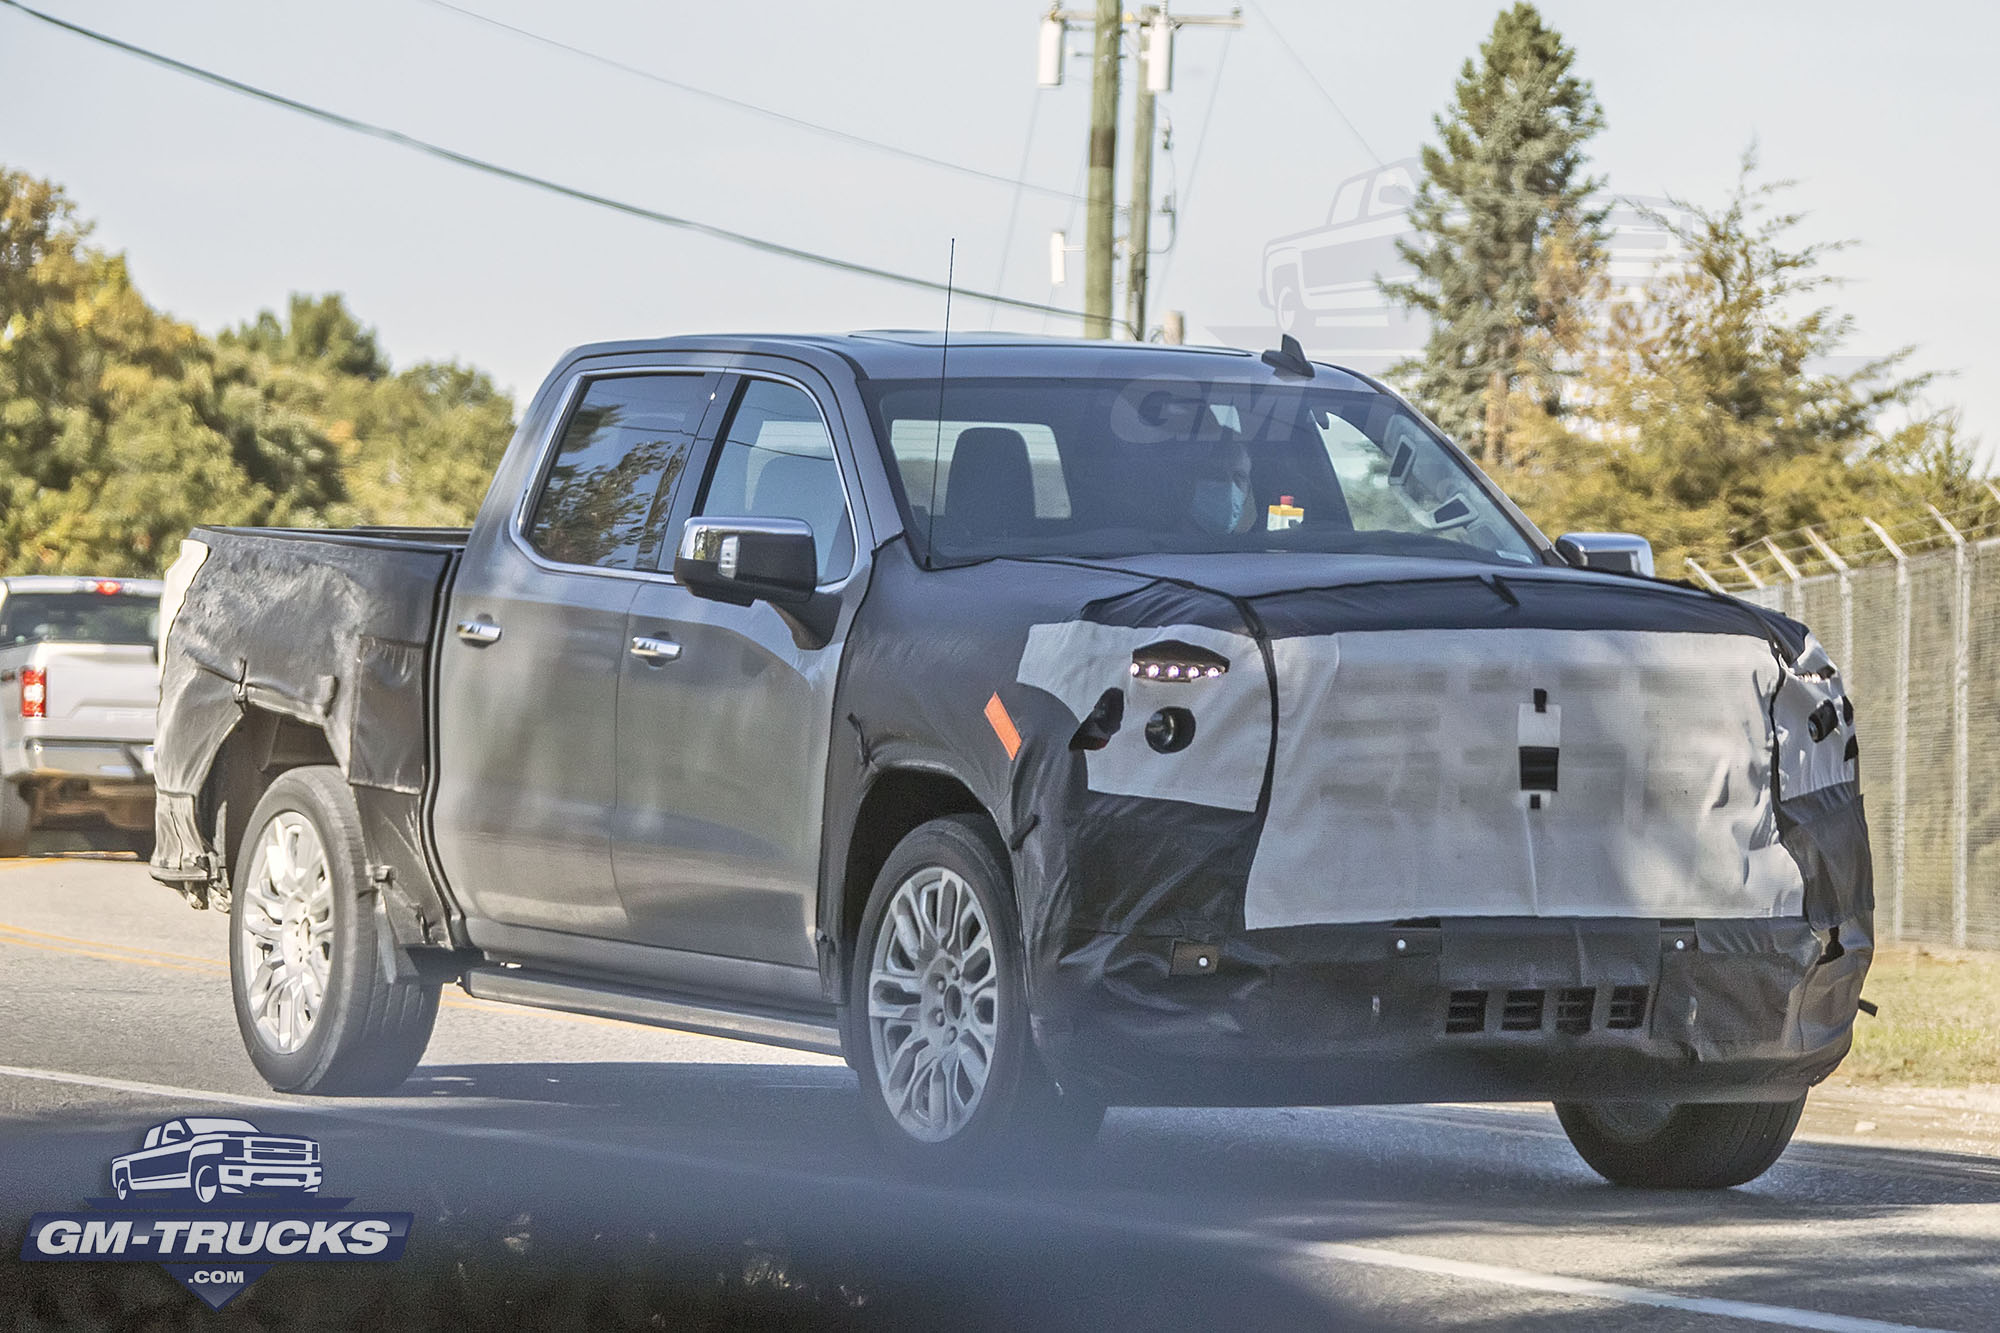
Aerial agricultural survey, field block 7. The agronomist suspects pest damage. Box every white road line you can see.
[0,1063,1953,1333]
[1265,1240,1946,1333]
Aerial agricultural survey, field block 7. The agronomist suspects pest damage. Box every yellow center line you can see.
[0,919,233,966]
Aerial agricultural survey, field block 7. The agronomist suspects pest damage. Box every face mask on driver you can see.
[1192,477,1250,534]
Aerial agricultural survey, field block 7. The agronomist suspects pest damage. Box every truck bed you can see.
[152,526,465,927]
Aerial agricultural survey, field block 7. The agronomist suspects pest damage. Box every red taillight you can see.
[89,579,122,595]
[20,667,45,719]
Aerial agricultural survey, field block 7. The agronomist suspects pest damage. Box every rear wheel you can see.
[850,815,1100,1173]
[0,781,31,857]
[1555,1095,1807,1189]
[229,766,439,1094]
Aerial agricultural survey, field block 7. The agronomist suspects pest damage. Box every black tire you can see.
[1555,1095,1807,1189]
[0,781,32,857]
[192,1162,219,1205]
[849,814,1099,1173]
[229,766,439,1095]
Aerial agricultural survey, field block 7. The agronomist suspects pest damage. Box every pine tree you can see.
[1381,3,1608,464]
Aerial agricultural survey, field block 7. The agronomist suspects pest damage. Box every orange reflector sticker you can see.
[984,692,1022,761]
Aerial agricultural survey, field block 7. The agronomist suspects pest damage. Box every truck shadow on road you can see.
[5,1071,1998,1331]
[394,1058,2000,1214]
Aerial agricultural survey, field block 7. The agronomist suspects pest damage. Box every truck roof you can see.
[559,331,1383,390]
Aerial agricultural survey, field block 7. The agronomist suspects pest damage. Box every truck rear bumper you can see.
[1031,914,1869,1107]
[8,738,154,785]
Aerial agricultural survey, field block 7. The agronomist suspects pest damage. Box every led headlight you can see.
[1129,640,1229,682]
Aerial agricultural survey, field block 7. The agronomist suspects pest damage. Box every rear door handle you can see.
[629,634,682,664]
[455,618,502,645]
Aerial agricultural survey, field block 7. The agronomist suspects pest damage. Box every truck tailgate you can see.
[24,642,157,742]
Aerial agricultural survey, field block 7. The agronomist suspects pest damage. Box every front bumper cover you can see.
[1033,913,1870,1106]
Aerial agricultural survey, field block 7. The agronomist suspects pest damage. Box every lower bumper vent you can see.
[1554,987,1596,1034]
[1606,985,1649,1030]
[1500,988,1546,1031]
[1445,990,1488,1034]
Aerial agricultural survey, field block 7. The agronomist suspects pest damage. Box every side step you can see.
[460,966,844,1058]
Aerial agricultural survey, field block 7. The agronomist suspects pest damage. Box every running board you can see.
[459,966,844,1058]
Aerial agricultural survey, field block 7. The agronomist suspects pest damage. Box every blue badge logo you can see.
[20,1116,411,1310]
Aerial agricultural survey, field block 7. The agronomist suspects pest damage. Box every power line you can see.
[988,90,1047,329]
[1152,24,1237,304]
[1,0,1126,333]
[1242,0,1381,165]
[417,0,1085,205]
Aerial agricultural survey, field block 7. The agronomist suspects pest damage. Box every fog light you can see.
[1144,706,1196,754]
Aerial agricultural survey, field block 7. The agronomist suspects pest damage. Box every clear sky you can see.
[3,0,1995,466]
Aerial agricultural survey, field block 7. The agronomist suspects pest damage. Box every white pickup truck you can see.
[0,576,163,856]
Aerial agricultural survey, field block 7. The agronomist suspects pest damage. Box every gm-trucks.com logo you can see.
[20,1116,410,1310]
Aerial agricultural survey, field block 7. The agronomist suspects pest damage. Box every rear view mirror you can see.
[1556,531,1656,577]
[674,517,819,607]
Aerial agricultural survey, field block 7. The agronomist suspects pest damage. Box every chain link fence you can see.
[1738,535,2000,948]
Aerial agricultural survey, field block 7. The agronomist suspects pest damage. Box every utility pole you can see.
[1040,5,1242,339]
[1126,8,1159,343]
[1084,0,1121,339]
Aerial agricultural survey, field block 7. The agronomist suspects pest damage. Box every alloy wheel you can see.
[866,866,1001,1143]
[238,812,334,1054]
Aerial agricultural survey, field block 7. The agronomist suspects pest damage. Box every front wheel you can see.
[850,815,1099,1173]
[1555,1095,1807,1189]
[229,766,440,1095]
[192,1163,219,1205]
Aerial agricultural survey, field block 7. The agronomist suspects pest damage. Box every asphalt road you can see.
[3,856,1997,1331]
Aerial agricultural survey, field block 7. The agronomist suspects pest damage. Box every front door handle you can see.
[456,618,502,645]
[629,634,682,664]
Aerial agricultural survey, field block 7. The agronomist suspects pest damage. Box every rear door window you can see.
[526,373,718,570]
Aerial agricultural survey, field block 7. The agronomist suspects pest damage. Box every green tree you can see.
[1546,151,1965,574]
[1381,2,1608,465]
[0,169,349,572]
[0,167,515,574]
[222,295,512,529]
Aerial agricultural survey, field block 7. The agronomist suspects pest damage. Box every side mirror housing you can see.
[674,517,819,607]
[1556,531,1655,577]
[673,516,837,647]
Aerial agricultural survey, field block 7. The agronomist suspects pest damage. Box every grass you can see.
[1836,942,2000,1085]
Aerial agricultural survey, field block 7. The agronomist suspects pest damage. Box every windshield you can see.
[182,1117,259,1135]
[865,375,1541,565]
[0,592,160,647]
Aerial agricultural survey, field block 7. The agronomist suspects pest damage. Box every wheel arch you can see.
[201,707,338,891]
[835,764,995,974]
[197,707,457,953]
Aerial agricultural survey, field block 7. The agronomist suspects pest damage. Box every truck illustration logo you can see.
[22,1117,406,1310]
[109,1117,322,1205]
[1251,157,1698,366]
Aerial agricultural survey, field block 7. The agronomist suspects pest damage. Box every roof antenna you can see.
[1261,332,1315,378]
[923,238,955,570]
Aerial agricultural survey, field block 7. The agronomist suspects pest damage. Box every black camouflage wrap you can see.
[827,542,1872,1105]
[151,527,459,943]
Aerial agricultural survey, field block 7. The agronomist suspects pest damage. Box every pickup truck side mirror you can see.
[1556,531,1655,578]
[673,517,837,646]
